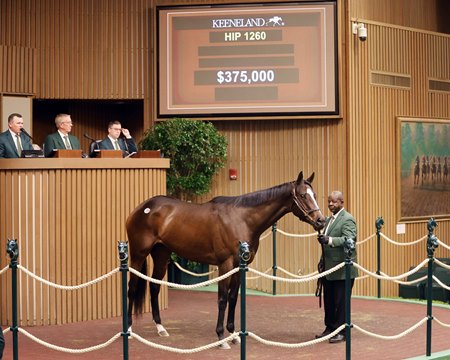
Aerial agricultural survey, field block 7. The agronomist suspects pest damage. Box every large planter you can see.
[167,259,209,285]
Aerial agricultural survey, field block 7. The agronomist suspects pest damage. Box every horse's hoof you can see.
[155,323,169,337]
[232,336,241,345]
[218,342,231,350]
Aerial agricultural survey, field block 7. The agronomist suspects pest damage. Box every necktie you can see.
[114,140,120,150]
[16,134,23,156]
[325,216,335,235]
[64,136,72,149]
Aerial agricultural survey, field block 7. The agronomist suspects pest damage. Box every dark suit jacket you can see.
[322,209,358,280]
[0,130,33,158]
[43,132,81,157]
[98,137,138,155]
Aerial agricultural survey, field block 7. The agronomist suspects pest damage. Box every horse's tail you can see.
[133,258,148,316]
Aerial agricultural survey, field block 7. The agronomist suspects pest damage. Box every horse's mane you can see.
[210,182,293,207]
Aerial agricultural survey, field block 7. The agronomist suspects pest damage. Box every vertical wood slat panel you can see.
[349,21,450,298]
[0,0,151,99]
[0,161,168,326]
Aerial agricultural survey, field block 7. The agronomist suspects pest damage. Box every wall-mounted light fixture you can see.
[352,22,367,42]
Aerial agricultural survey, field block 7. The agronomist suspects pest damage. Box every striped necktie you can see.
[16,134,23,156]
[114,140,120,150]
[64,136,72,149]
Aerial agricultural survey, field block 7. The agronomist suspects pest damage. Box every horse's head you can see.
[291,172,326,231]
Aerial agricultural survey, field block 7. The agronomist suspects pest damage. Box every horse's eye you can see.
[300,193,306,198]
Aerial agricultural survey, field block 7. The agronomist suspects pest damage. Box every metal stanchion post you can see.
[239,241,250,360]
[6,239,19,360]
[118,241,130,360]
[344,237,356,360]
[272,223,277,296]
[375,217,384,298]
[425,218,438,357]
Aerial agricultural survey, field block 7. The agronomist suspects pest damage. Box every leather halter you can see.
[291,183,320,223]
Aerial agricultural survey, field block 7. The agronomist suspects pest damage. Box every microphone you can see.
[21,128,33,140]
[84,133,100,152]
[83,133,96,142]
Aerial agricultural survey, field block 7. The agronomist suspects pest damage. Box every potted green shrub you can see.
[140,118,227,282]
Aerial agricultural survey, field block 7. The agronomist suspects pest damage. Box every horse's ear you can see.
[296,171,304,184]
[306,172,315,183]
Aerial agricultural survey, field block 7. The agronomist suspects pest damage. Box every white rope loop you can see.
[380,232,427,246]
[247,325,346,348]
[129,266,239,289]
[0,265,9,276]
[17,265,120,290]
[353,317,428,340]
[353,259,429,281]
[131,331,239,353]
[18,328,122,353]
[172,261,218,277]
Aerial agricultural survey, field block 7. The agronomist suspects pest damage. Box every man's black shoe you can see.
[315,328,332,339]
[329,333,345,343]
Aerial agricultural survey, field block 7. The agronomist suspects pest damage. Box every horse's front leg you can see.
[216,277,231,349]
[226,271,241,345]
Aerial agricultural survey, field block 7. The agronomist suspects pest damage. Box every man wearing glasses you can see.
[43,114,81,157]
[98,120,138,157]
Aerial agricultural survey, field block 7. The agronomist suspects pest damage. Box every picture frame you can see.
[397,117,450,222]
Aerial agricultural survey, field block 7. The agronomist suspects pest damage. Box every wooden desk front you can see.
[0,158,170,326]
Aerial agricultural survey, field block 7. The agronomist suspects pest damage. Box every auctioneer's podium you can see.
[0,157,170,326]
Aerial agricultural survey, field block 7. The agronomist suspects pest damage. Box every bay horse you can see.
[413,157,420,185]
[126,171,325,348]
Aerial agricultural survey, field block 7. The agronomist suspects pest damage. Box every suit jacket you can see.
[43,132,81,157]
[98,137,138,155]
[322,209,358,280]
[0,130,33,158]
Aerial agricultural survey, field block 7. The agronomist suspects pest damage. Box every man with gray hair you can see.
[43,114,81,157]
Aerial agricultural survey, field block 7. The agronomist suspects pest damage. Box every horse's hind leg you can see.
[226,272,241,345]
[150,244,172,336]
[216,266,232,349]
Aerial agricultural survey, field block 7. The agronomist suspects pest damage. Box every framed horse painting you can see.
[397,117,450,221]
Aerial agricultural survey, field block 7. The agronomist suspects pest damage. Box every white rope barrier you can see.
[0,265,8,276]
[172,261,218,277]
[278,266,318,279]
[2,327,8,335]
[129,266,239,289]
[246,267,273,280]
[437,239,450,251]
[432,275,450,291]
[355,233,376,245]
[247,325,345,348]
[353,259,429,281]
[435,259,450,271]
[17,265,120,290]
[259,230,272,240]
[353,317,428,340]
[380,233,427,246]
[433,317,450,328]
[248,262,345,283]
[380,273,427,285]
[18,328,122,354]
[130,330,239,353]
[275,229,316,238]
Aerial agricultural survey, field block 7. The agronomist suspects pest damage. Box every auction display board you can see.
[158,2,338,118]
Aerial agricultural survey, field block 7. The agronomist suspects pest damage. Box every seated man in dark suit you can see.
[98,121,138,157]
[43,114,81,157]
[0,113,33,158]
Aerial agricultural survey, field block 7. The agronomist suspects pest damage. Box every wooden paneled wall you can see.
[0,0,449,304]
[0,159,169,326]
[347,20,450,297]
[0,0,152,100]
